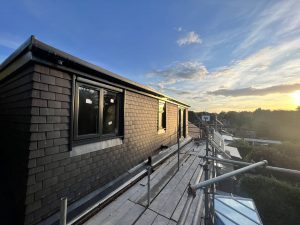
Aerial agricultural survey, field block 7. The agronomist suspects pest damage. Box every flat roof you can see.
[233,137,282,145]
[215,194,263,225]
[224,146,242,159]
[0,35,189,107]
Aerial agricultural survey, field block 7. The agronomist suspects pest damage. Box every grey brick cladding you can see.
[1,64,187,225]
[0,65,35,225]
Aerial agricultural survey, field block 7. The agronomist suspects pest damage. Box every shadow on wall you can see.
[0,124,31,225]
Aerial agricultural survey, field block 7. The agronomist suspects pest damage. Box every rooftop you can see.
[0,35,189,107]
[84,140,206,225]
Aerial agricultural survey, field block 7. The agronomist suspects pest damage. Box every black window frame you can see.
[158,100,167,131]
[73,79,123,145]
[101,89,120,138]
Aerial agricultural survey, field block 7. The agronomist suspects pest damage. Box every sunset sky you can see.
[1,0,300,112]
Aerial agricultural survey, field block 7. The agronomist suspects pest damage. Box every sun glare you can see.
[292,91,300,106]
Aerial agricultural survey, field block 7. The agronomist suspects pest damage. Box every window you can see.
[103,90,118,135]
[158,100,166,131]
[78,86,99,136]
[74,80,122,142]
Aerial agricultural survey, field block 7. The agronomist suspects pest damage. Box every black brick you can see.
[38,124,53,132]
[53,138,68,146]
[49,85,63,93]
[62,88,71,95]
[48,100,61,109]
[50,69,64,78]
[54,108,69,116]
[33,82,48,91]
[61,102,70,109]
[46,131,60,139]
[53,167,64,176]
[25,200,41,214]
[60,130,69,138]
[59,145,69,152]
[28,166,44,175]
[25,194,34,205]
[36,170,52,182]
[54,123,68,130]
[31,133,46,141]
[45,146,60,155]
[60,116,69,123]
[32,73,41,82]
[31,116,46,124]
[28,159,36,168]
[41,91,55,100]
[27,183,42,195]
[47,116,61,123]
[43,177,58,187]
[38,139,54,148]
[55,78,71,88]
[29,149,45,159]
[31,90,40,98]
[52,152,69,161]
[30,124,39,132]
[45,161,59,170]
[29,142,38,150]
[31,107,40,115]
[40,75,55,85]
[34,65,50,74]
[55,93,70,102]
[32,99,47,107]
[40,108,55,116]
[27,175,36,185]
[36,156,52,166]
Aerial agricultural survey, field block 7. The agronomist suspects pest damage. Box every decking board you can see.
[84,140,207,225]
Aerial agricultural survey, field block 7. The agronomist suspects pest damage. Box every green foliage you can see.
[246,142,300,170]
[229,139,253,158]
[216,109,300,225]
[218,109,300,141]
[240,175,300,225]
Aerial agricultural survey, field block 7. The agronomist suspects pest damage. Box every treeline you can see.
[231,140,300,184]
[240,175,300,225]
[230,139,300,225]
[218,108,300,141]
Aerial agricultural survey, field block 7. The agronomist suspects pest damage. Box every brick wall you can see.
[1,64,187,225]
[0,65,34,225]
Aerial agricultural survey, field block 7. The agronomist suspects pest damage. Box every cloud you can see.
[207,83,300,97]
[145,1,300,112]
[0,33,22,49]
[176,27,182,32]
[177,31,202,46]
[146,35,300,112]
[147,61,208,88]
[234,0,300,54]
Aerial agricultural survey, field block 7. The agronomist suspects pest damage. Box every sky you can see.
[1,0,300,112]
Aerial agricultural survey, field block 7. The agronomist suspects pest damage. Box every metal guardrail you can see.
[60,197,67,225]
[178,121,300,225]
[204,156,300,176]
[59,128,185,225]
[178,160,268,225]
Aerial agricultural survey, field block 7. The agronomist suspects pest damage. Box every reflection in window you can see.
[103,90,118,135]
[158,101,166,130]
[78,86,99,135]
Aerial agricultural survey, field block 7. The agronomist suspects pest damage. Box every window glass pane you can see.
[158,101,166,130]
[215,199,257,225]
[78,86,99,135]
[219,198,259,223]
[103,90,118,134]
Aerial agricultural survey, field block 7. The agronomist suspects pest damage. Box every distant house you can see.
[0,36,189,225]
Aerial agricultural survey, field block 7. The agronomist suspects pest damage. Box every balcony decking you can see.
[84,140,206,225]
